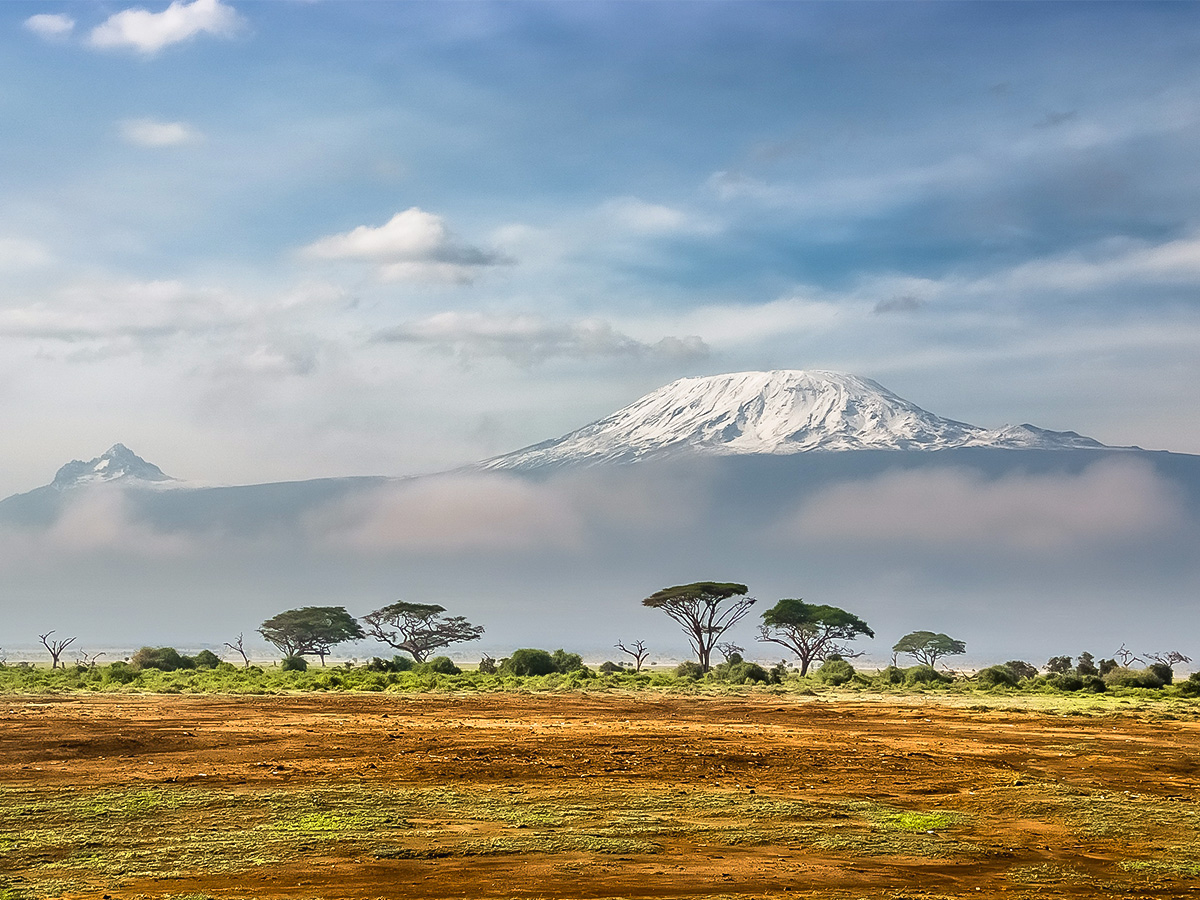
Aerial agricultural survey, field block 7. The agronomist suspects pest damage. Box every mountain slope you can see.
[482,370,1116,470]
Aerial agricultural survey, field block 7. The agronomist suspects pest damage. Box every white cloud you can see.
[600,197,713,234]
[787,458,1188,555]
[24,13,75,40]
[0,237,51,271]
[308,474,586,554]
[372,311,709,365]
[302,208,506,283]
[120,118,202,148]
[89,0,244,55]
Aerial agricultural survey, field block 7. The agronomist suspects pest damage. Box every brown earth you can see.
[2,691,1200,899]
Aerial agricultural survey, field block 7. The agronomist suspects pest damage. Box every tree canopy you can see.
[643,581,755,672]
[892,631,966,668]
[362,601,484,662]
[258,606,364,665]
[758,598,874,675]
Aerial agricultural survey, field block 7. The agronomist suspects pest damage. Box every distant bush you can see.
[815,657,855,686]
[366,656,414,673]
[418,656,461,675]
[477,655,497,675]
[673,660,706,680]
[1147,662,1174,685]
[598,660,623,675]
[1104,667,1165,689]
[768,661,789,684]
[712,658,769,685]
[130,647,194,672]
[904,665,952,686]
[1045,655,1072,675]
[876,665,906,685]
[192,649,221,669]
[976,665,1018,689]
[1049,673,1084,691]
[1177,672,1200,697]
[1003,660,1039,681]
[550,649,586,673]
[281,656,308,672]
[102,661,139,685]
[499,649,557,677]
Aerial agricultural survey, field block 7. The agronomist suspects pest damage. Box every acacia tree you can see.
[893,631,966,668]
[361,601,484,662]
[258,606,364,666]
[38,631,76,669]
[757,598,874,676]
[642,582,756,673]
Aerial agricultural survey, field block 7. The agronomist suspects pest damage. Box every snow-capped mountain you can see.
[50,443,175,490]
[483,370,1117,470]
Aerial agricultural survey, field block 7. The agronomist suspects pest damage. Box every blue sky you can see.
[3,0,1200,494]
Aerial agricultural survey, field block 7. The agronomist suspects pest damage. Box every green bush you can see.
[499,648,557,676]
[418,656,461,675]
[673,660,705,680]
[876,665,906,685]
[815,657,855,686]
[1104,666,1165,689]
[367,655,414,673]
[1003,660,1039,681]
[598,660,623,675]
[1148,662,1174,685]
[281,656,308,672]
[477,655,497,675]
[550,649,585,673]
[1049,673,1084,691]
[192,649,221,669]
[768,661,789,684]
[102,661,139,685]
[904,665,952,686]
[976,664,1018,688]
[714,660,769,684]
[130,646,194,672]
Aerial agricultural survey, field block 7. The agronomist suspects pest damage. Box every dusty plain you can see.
[2,691,1200,899]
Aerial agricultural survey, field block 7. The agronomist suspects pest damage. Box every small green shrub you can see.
[1104,667,1164,689]
[716,660,769,684]
[1148,662,1174,685]
[904,665,952,686]
[367,656,414,673]
[550,649,585,673]
[130,646,193,672]
[1003,660,1039,681]
[102,661,139,685]
[768,661,789,684]
[877,665,905,685]
[815,657,855,686]
[281,656,308,672]
[192,649,221,669]
[598,660,622,675]
[976,664,1018,688]
[418,656,460,675]
[477,655,497,675]
[499,649,557,676]
[673,660,705,679]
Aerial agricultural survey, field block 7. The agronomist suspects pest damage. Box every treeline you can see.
[7,581,1192,697]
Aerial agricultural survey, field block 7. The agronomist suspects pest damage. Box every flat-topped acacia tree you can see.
[758,598,874,676]
[643,582,755,673]
[892,631,966,668]
[258,606,364,666]
[362,601,485,663]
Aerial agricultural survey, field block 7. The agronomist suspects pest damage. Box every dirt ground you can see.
[2,691,1200,899]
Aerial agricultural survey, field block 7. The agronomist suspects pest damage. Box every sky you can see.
[1,0,1199,498]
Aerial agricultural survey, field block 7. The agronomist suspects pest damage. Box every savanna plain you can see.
[3,687,1200,900]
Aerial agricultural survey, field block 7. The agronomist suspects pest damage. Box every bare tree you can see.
[38,631,76,669]
[615,639,650,672]
[1114,643,1143,667]
[224,633,251,668]
[1146,650,1192,667]
[76,651,105,668]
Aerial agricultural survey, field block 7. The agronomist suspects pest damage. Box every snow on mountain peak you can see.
[482,369,1114,470]
[51,444,175,490]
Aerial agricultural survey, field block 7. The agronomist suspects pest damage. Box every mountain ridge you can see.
[481,369,1124,471]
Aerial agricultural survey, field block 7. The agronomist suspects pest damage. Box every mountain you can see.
[49,443,175,489]
[482,370,1119,470]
